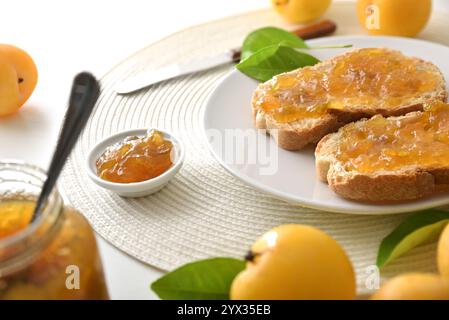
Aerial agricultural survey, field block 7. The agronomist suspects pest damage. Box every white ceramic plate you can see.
[203,36,449,215]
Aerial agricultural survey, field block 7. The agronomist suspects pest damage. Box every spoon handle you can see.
[32,72,100,222]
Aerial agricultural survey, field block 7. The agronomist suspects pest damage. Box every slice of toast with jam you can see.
[252,48,447,150]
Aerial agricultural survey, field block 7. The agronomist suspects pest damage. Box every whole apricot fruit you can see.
[271,0,331,24]
[372,273,449,300]
[438,223,449,280]
[230,224,356,300]
[0,44,38,117]
[356,0,432,37]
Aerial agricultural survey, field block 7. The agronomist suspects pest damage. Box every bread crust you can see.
[315,110,449,202]
[252,48,448,151]
[328,168,435,202]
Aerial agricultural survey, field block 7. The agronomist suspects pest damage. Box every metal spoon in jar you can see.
[31,72,100,222]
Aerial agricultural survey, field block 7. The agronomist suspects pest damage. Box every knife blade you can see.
[115,20,337,94]
[115,49,240,94]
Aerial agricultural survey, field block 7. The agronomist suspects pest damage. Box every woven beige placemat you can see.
[60,1,449,295]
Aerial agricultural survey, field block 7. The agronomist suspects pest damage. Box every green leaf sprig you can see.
[240,27,309,60]
[377,209,449,268]
[236,26,351,82]
[151,258,244,300]
[237,45,319,83]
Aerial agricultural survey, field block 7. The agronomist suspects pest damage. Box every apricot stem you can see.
[275,0,288,6]
[244,251,261,262]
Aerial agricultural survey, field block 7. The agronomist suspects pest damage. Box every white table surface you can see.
[1,0,448,300]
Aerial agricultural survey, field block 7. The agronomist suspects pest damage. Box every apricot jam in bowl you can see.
[87,129,185,197]
[0,161,109,299]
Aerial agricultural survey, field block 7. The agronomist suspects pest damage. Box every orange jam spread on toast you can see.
[335,102,449,173]
[96,129,173,183]
[254,48,440,123]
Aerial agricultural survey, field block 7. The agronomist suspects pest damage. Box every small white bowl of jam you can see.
[87,129,185,197]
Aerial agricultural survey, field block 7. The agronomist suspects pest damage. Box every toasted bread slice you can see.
[252,48,447,150]
[315,102,449,202]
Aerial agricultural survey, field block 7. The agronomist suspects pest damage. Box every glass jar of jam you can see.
[0,161,109,299]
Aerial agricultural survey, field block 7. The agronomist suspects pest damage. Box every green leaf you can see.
[241,26,308,60]
[309,44,353,49]
[236,45,319,82]
[377,210,449,268]
[150,258,245,300]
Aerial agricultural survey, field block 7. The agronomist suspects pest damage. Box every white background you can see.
[1,0,448,299]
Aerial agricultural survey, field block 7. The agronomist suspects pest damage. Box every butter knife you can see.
[115,20,336,94]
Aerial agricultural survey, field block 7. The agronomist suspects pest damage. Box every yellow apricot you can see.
[372,273,449,300]
[438,223,449,280]
[0,44,38,116]
[271,0,331,24]
[230,224,356,300]
[356,0,431,37]
[0,59,21,116]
